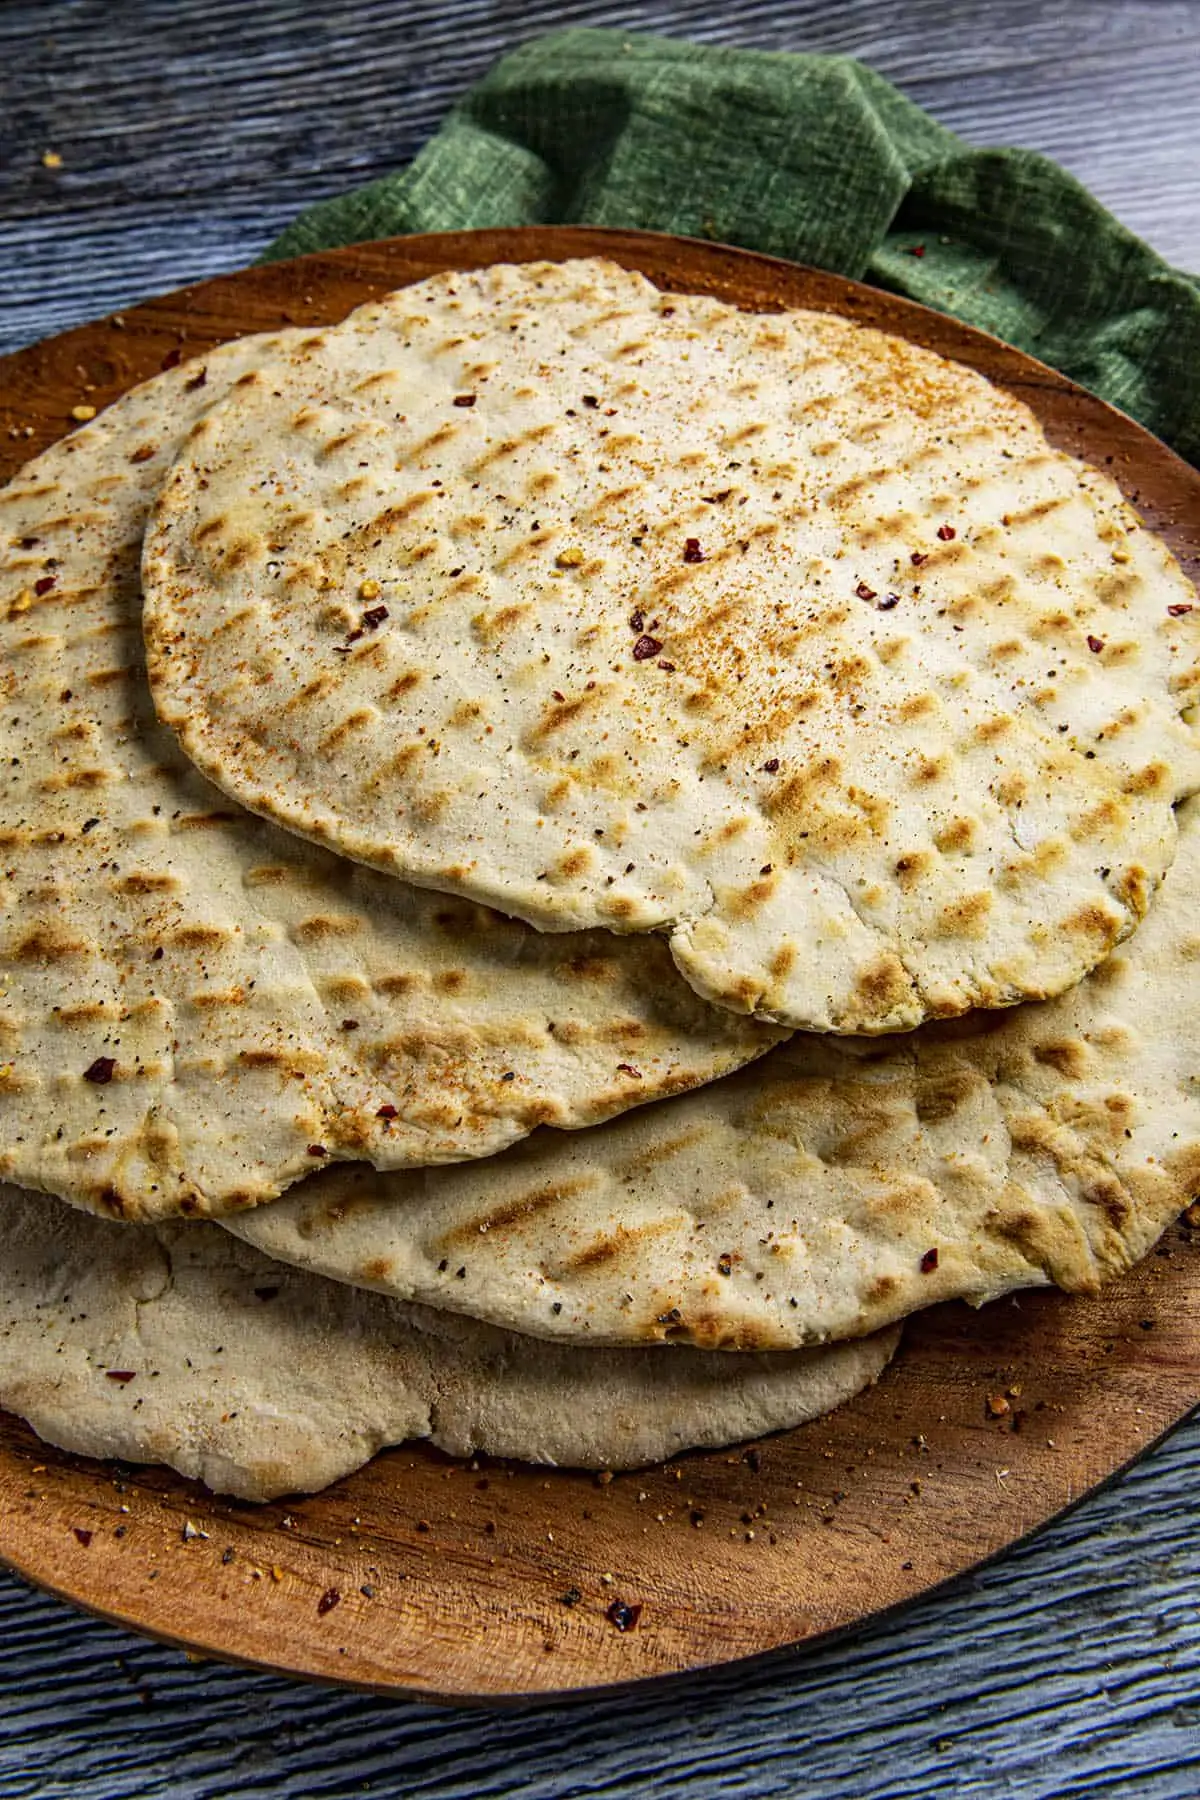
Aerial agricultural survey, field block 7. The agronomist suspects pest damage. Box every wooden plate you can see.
[2,227,1199,1703]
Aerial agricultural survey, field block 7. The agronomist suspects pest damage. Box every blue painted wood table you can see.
[1,4,1199,1794]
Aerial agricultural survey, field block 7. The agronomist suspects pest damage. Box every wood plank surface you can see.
[1,0,1198,359]
[2,4,1199,1795]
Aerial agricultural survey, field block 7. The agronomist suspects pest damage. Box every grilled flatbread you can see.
[232,797,1200,1350]
[0,1184,898,1499]
[144,258,1200,1032]
[0,340,777,1219]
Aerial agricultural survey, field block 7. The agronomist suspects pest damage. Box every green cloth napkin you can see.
[266,28,1200,466]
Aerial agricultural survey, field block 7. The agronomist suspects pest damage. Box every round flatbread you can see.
[144,258,1200,1032]
[0,1184,899,1500]
[0,340,778,1220]
[230,797,1200,1350]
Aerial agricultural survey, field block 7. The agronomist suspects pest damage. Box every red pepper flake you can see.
[316,1588,341,1616]
[341,1018,359,1031]
[629,608,645,632]
[73,1528,93,1548]
[551,690,565,703]
[657,659,676,672]
[936,524,956,542]
[83,1056,115,1085]
[452,394,476,408]
[377,1103,398,1120]
[616,1063,643,1079]
[34,576,57,596]
[877,593,900,611]
[105,1370,137,1384]
[717,1252,733,1277]
[81,817,100,833]
[606,1599,642,1632]
[683,538,704,564]
[920,1247,939,1273]
[184,367,208,392]
[907,244,926,258]
[762,758,780,774]
[855,582,877,602]
[633,634,663,661]
[361,605,389,631]
[1087,635,1105,654]
[161,348,182,371]
[582,395,600,409]
[910,551,927,567]
[306,1144,328,1159]
[1168,604,1194,617]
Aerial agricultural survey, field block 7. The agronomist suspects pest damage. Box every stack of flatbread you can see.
[2,258,1197,1502]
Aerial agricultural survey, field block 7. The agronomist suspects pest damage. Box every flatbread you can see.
[143,257,1200,1033]
[230,796,1200,1350]
[0,1184,898,1500]
[0,345,777,1220]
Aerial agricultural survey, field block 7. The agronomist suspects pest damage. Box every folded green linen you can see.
[266,28,1200,465]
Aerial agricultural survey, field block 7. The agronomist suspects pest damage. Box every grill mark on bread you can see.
[439,1176,601,1245]
[556,1215,684,1274]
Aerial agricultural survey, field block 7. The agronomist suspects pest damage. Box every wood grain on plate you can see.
[1,226,1198,1702]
